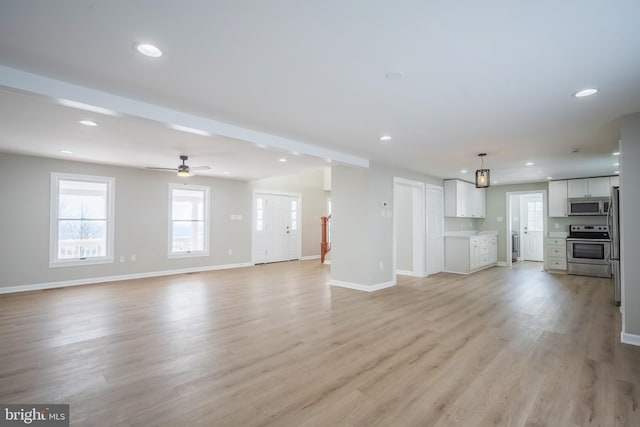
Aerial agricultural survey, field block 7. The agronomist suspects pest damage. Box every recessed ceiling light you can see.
[537,170,543,173]
[574,88,599,98]
[59,150,73,154]
[614,170,620,174]
[379,135,392,142]
[169,124,210,136]
[613,152,620,156]
[525,162,534,166]
[278,158,287,163]
[79,120,97,126]
[134,43,162,58]
[547,176,553,180]
[256,143,268,149]
[57,99,118,116]
[385,72,404,80]
[614,162,620,166]
[223,171,230,175]
[460,169,467,174]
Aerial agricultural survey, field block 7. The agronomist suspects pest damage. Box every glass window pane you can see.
[172,189,204,221]
[172,220,204,253]
[58,220,107,258]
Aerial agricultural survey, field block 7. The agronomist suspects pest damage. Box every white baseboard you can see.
[396,270,428,278]
[0,262,254,295]
[322,260,331,265]
[328,279,396,292]
[621,331,640,347]
[300,255,321,261]
[497,261,509,267]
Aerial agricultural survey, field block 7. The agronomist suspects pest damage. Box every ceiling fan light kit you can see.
[146,155,211,177]
[475,153,490,188]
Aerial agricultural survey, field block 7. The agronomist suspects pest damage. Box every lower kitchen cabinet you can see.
[544,237,567,272]
[445,234,498,274]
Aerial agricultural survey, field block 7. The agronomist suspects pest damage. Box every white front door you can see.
[254,193,300,263]
[521,194,544,261]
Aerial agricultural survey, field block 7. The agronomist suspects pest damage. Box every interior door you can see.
[426,185,444,275]
[253,193,299,263]
[521,194,544,261]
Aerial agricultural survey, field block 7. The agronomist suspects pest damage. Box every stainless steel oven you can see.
[566,225,611,278]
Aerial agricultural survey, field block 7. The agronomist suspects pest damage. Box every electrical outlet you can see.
[119,256,125,263]
[228,249,233,255]
[131,254,136,261]
[555,223,560,229]
[379,261,384,270]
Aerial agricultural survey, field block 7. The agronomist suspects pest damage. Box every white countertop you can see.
[445,230,498,237]
[547,232,569,238]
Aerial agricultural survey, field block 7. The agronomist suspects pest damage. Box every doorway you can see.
[393,178,425,277]
[506,190,547,266]
[252,191,301,264]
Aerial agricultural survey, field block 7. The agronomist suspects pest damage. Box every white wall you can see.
[249,168,329,258]
[330,162,441,288]
[620,113,640,340]
[0,152,252,289]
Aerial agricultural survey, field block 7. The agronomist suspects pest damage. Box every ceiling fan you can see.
[146,155,211,177]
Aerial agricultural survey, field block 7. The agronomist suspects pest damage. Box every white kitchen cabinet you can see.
[444,180,485,218]
[471,187,486,218]
[544,237,567,272]
[445,234,497,274]
[568,177,611,198]
[548,180,568,217]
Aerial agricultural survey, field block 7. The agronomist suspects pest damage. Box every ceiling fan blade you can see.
[190,166,212,170]
[146,167,178,171]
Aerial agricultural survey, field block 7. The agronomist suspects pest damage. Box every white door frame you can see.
[393,177,426,279]
[505,190,547,267]
[252,190,302,264]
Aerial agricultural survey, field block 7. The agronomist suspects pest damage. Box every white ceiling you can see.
[1,0,639,183]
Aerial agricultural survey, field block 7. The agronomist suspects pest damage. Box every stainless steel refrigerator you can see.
[608,186,621,305]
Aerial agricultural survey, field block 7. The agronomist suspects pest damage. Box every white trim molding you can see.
[322,260,331,265]
[497,261,509,267]
[328,279,396,292]
[0,262,253,295]
[300,255,320,261]
[621,331,640,347]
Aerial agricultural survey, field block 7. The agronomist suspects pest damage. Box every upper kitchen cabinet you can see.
[548,180,568,217]
[567,177,611,198]
[444,179,485,218]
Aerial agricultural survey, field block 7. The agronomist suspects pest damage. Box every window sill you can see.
[168,251,209,259]
[49,257,114,268]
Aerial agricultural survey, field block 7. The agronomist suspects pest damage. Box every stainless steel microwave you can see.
[567,197,609,216]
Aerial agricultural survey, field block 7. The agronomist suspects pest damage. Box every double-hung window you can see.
[169,183,210,258]
[50,173,115,267]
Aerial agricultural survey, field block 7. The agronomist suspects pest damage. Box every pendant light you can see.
[475,153,490,188]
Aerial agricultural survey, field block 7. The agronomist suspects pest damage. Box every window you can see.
[169,183,209,258]
[527,200,544,232]
[291,200,298,231]
[256,198,264,231]
[50,173,115,267]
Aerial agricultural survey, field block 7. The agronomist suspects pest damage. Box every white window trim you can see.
[49,172,115,268]
[168,183,210,259]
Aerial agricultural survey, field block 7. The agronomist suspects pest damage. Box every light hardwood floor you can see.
[1,261,638,426]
